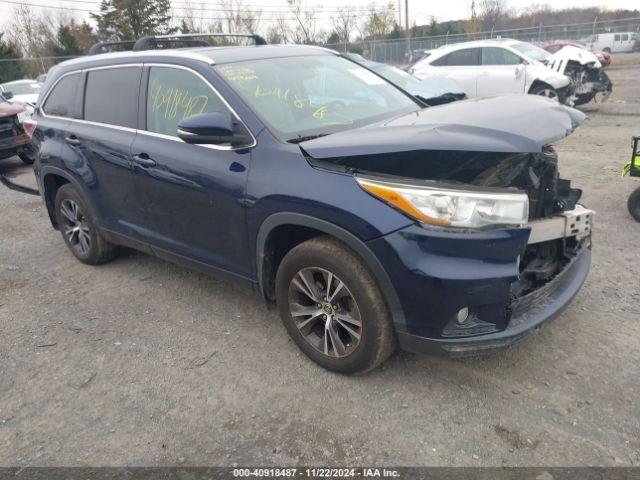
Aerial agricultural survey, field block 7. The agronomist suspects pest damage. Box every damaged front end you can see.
[547,45,613,106]
[301,95,592,351]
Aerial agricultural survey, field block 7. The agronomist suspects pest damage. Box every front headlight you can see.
[357,177,529,229]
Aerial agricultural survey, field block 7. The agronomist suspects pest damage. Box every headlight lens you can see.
[357,177,529,228]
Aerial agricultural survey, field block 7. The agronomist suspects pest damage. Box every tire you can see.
[19,145,36,164]
[54,184,118,264]
[574,92,597,106]
[603,47,611,54]
[275,236,396,374]
[628,187,640,222]
[530,83,560,102]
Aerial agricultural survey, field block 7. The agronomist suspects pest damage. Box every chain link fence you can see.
[326,16,640,64]
[2,15,640,83]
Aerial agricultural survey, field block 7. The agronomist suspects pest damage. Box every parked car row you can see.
[408,38,612,106]
[0,92,36,164]
[20,34,593,373]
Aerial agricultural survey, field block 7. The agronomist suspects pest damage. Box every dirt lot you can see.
[1,54,640,468]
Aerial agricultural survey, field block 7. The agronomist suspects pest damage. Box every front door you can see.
[477,47,526,96]
[130,65,254,277]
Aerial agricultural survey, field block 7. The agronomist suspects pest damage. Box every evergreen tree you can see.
[91,0,177,40]
[0,33,24,83]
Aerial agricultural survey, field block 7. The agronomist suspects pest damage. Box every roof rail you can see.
[88,40,137,55]
[89,33,267,55]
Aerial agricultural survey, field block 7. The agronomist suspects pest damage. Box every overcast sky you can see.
[0,0,638,33]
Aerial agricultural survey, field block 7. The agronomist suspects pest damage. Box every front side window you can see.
[215,55,419,141]
[146,66,230,137]
[42,74,80,118]
[482,47,522,65]
[621,34,629,41]
[84,67,141,128]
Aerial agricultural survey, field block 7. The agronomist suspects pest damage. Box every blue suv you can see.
[30,39,593,373]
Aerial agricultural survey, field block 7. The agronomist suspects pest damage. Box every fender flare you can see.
[39,165,101,228]
[255,212,407,330]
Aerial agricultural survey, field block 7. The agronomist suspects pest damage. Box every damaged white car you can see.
[409,39,612,106]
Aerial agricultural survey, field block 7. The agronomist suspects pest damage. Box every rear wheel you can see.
[275,236,395,374]
[530,83,560,101]
[628,187,640,222]
[54,184,118,264]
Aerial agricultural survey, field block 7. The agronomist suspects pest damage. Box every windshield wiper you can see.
[287,133,330,144]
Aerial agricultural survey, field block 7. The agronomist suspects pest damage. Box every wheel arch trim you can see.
[40,165,101,229]
[255,212,407,330]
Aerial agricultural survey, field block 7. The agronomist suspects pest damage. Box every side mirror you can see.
[178,112,236,145]
[4,91,13,100]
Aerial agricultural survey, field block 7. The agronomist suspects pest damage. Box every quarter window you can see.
[482,47,522,65]
[146,66,230,137]
[84,67,141,128]
[42,73,81,118]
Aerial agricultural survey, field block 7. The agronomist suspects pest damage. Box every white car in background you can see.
[409,39,572,103]
[0,80,42,106]
[585,32,639,53]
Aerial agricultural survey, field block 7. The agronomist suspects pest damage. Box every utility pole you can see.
[405,0,411,62]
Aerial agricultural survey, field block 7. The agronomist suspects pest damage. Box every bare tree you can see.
[330,7,357,51]
[220,0,263,36]
[479,0,508,31]
[287,0,322,44]
[360,2,396,39]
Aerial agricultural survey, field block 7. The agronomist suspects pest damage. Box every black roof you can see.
[55,44,337,72]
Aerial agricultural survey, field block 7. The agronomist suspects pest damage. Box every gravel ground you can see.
[1,56,639,468]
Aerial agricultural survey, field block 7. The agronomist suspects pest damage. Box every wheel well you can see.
[43,174,69,229]
[260,224,326,303]
[528,79,553,94]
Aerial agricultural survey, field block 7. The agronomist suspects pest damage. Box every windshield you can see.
[511,42,550,62]
[215,55,419,142]
[1,82,41,95]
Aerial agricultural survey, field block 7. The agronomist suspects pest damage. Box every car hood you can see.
[300,94,585,158]
[0,101,24,118]
[547,45,602,71]
[406,76,466,99]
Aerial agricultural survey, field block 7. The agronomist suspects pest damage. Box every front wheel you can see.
[628,187,640,222]
[530,84,560,102]
[275,236,396,374]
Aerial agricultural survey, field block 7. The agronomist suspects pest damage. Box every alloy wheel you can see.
[60,198,91,256]
[287,267,362,358]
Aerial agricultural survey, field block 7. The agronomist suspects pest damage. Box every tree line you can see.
[1,0,638,82]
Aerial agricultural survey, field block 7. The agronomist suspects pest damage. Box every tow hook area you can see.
[0,173,39,196]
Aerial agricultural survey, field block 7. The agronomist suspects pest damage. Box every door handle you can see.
[132,153,156,168]
[65,135,81,146]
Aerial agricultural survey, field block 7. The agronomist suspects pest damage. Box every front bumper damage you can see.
[394,206,593,356]
[397,246,590,356]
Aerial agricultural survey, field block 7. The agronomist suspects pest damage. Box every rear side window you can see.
[145,66,230,137]
[614,34,621,41]
[42,73,81,118]
[621,34,629,41]
[482,47,522,65]
[84,67,141,128]
[433,48,480,66]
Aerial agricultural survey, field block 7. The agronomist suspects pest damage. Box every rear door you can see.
[37,72,82,174]
[429,48,480,97]
[478,47,526,96]
[66,65,142,235]
[129,64,254,276]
